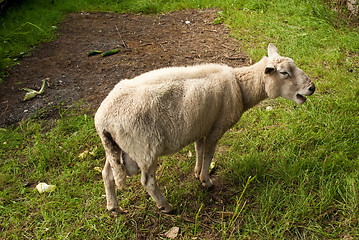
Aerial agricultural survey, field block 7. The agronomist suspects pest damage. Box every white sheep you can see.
[95,43,315,215]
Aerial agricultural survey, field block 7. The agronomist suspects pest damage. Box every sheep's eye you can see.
[280,71,290,77]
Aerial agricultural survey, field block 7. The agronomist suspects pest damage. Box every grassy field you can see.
[1,0,359,239]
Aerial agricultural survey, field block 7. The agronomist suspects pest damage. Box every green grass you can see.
[1,0,359,239]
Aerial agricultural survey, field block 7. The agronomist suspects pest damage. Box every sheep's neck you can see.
[235,61,268,111]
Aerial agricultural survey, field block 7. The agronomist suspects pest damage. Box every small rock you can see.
[36,182,56,193]
[164,227,179,239]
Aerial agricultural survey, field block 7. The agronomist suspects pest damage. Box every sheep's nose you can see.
[308,84,315,94]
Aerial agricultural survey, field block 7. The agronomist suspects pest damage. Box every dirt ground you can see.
[0,9,249,126]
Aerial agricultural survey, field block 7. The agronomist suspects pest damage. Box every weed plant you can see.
[1,0,358,239]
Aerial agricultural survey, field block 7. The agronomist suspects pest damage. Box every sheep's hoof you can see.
[159,203,174,214]
[201,178,214,189]
[108,208,120,218]
[107,207,127,218]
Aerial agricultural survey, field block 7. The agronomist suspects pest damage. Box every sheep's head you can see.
[264,43,315,104]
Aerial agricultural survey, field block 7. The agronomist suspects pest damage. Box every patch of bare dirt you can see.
[0,9,248,126]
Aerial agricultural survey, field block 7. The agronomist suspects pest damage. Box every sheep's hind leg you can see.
[104,152,127,190]
[102,159,119,216]
[101,131,128,215]
[101,131,127,190]
[140,161,173,213]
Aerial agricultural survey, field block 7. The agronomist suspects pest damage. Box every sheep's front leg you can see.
[141,162,173,213]
[195,138,218,188]
[102,159,119,215]
[194,139,204,179]
[199,140,218,188]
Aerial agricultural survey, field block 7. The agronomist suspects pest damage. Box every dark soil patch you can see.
[0,9,248,126]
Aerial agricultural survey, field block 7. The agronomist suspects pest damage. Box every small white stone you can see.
[36,183,56,194]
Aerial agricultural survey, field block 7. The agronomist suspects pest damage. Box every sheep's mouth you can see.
[296,94,306,102]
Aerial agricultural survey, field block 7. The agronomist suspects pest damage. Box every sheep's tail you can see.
[102,130,139,176]
[102,130,122,164]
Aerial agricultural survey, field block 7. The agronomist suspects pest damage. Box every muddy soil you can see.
[0,9,248,126]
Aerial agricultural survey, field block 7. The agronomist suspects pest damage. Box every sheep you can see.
[95,43,315,215]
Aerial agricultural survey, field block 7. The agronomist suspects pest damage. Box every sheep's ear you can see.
[268,43,279,58]
[265,64,276,74]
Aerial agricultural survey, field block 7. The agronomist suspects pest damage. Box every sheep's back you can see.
[96,64,241,157]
